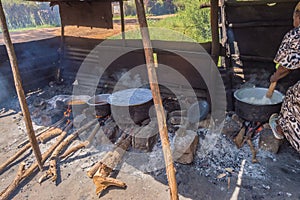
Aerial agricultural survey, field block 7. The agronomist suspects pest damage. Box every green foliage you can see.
[149,0,211,43]
[1,1,60,30]
[149,0,176,15]
[124,0,136,16]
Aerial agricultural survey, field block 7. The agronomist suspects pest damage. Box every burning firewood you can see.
[0,122,73,200]
[234,127,245,148]
[234,123,260,163]
[247,139,258,163]
[38,119,98,183]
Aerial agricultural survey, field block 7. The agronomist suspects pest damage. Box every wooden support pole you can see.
[119,0,125,40]
[0,1,43,171]
[210,0,220,65]
[134,1,178,199]
[57,4,65,82]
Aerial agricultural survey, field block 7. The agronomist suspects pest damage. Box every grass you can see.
[148,15,211,43]
[113,15,137,20]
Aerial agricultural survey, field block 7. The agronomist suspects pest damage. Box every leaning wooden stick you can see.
[0,122,73,200]
[135,0,178,199]
[0,0,43,171]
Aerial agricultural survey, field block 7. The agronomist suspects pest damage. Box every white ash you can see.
[194,128,276,181]
[121,132,175,174]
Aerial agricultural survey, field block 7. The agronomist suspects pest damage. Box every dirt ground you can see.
[0,97,225,200]
[0,23,138,45]
[0,83,300,200]
[0,15,175,44]
[0,19,300,199]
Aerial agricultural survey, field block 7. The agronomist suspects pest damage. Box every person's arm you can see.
[270,65,291,82]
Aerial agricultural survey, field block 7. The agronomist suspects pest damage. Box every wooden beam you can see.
[226,0,299,6]
[119,0,125,40]
[210,0,220,65]
[134,0,178,200]
[228,21,290,28]
[0,1,43,171]
[57,4,65,82]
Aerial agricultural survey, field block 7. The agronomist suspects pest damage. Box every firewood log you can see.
[0,162,25,199]
[17,116,66,148]
[38,119,98,183]
[60,123,100,160]
[0,122,73,200]
[247,139,258,163]
[87,128,131,178]
[0,121,68,175]
[92,135,131,195]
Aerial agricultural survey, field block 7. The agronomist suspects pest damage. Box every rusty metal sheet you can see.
[59,2,113,28]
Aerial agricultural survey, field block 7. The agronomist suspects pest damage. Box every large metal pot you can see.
[234,87,284,122]
[108,88,153,125]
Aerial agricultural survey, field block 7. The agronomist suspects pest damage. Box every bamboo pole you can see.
[134,1,178,199]
[0,1,43,171]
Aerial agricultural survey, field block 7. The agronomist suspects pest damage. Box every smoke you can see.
[115,70,145,89]
[0,73,9,104]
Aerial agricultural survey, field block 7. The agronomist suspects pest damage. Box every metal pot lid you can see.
[234,87,284,105]
[107,88,153,106]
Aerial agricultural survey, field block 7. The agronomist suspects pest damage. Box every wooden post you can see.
[57,4,65,82]
[119,0,125,40]
[210,0,220,65]
[134,1,178,199]
[0,1,43,171]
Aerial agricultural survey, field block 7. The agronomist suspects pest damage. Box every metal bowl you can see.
[234,87,284,122]
[66,95,90,113]
[87,94,111,117]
